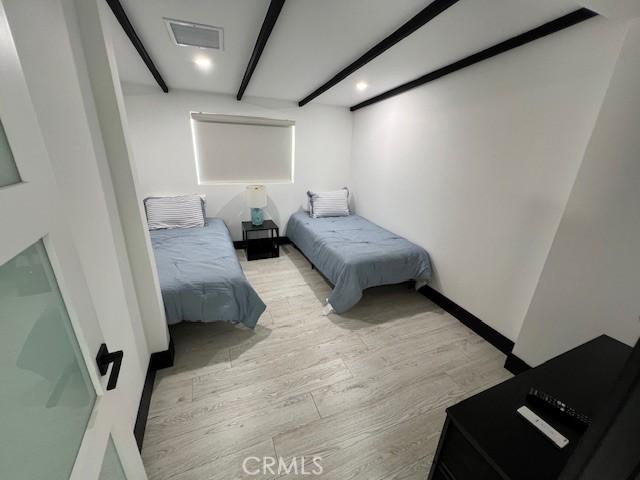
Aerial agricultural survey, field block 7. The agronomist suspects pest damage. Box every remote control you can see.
[526,387,592,430]
[517,406,569,449]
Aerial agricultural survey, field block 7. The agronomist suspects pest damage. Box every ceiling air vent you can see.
[164,18,224,50]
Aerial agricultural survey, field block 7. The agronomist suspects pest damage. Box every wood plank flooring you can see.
[142,246,511,479]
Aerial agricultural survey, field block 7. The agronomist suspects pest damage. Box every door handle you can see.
[96,343,123,391]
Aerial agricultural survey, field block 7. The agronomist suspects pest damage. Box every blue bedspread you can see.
[286,212,432,313]
[150,219,265,328]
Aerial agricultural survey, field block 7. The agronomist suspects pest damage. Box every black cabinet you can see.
[242,220,280,261]
[428,336,632,480]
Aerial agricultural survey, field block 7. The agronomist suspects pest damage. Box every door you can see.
[0,1,147,478]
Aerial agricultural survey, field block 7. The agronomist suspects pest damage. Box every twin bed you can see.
[287,211,432,313]
[150,218,265,328]
[148,198,432,327]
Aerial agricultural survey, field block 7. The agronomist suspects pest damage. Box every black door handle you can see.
[96,343,124,391]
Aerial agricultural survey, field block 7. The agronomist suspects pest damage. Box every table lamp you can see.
[246,184,267,226]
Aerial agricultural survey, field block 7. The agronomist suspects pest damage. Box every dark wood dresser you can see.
[428,335,632,480]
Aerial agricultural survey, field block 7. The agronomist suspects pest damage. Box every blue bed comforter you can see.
[150,219,265,328]
[286,212,432,313]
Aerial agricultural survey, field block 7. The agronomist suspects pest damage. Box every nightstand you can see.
[242,220,280,261]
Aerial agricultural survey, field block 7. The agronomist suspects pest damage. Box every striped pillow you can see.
[144,195,205,230]
[307,188,350,218]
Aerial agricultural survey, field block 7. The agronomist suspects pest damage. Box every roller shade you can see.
[191,112,295,184]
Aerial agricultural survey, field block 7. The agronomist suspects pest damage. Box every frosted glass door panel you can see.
[0,119,21,187]
[98,437,128,480]
[0,241,96,479]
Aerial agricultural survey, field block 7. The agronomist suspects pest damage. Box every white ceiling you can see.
[580,0,640,18]
[108,0,586,107]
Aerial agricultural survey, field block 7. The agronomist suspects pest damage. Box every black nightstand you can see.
[242,220,280,261]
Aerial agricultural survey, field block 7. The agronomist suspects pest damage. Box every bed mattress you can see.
[150,218,265,328]
[286,211,432,313]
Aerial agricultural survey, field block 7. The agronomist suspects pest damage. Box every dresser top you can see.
[448,335,631,480]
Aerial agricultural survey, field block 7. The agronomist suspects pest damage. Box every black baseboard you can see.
[150,337,175,370]
[291,242,514,359]
[233,236,291,250]
[133,363,156,451]
[134,338,175,451]
[504,352,532,375]
[418,284,514,354]
[291,241,518,370]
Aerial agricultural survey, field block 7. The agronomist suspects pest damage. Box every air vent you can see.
[164,18,224,50]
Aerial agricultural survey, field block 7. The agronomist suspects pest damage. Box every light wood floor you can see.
[142,246,511,480]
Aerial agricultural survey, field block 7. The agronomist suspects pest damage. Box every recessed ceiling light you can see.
[194,55,213,71]
[356,81,368,91]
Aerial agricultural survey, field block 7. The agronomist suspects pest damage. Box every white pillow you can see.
[144,195,205,230]
[307,188,350,218]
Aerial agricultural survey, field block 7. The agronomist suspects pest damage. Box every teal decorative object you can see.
[251,207,264,226]
[246,184,267,226]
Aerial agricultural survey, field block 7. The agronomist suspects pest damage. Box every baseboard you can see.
[282,242,515,362]
[418,284,514,354]
[234,236,291,250]
[150,337,175,370]
[134,338,175,451]
[290,245,513,358]
[133,363,156,451]
[504,352,532,375]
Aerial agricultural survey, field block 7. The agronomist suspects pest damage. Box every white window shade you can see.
[191,113,295,184]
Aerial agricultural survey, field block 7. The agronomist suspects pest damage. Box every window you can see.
[191,113,295,184]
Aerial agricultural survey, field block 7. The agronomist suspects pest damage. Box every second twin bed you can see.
[286,211,432,314]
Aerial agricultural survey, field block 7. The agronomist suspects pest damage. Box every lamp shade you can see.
[246,184,267,208]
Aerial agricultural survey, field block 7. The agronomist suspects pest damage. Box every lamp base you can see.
[251,208,264,226]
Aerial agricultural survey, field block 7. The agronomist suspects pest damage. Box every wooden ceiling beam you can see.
[298,0,459,107]
[350,8,597,111]
[105,0,168,93]
[237,0,286,101]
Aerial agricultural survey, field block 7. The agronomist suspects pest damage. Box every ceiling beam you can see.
[105,0,168,93]
[237,0,286,101]
[350,8,597,112]
[298,0,460,107]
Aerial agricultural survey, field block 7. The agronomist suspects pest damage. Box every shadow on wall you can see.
[212,191,244,222]
[351,190,442,291]
[210,192,282,238]
[426,260,442,292]
[349,191,357,217]
[265,196,282,227]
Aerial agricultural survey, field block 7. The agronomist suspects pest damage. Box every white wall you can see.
[4,0,149,423]
[77,0,170,355]
[122,88,352,240]
[513,19,640,366]
[349,17,627,341]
